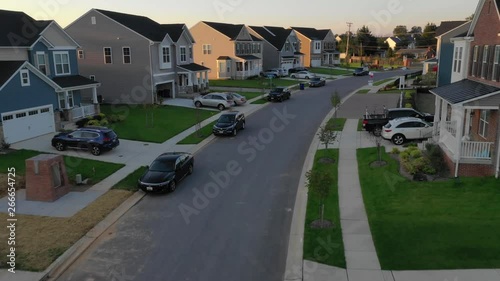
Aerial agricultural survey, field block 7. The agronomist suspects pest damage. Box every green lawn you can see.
[357,119,364,131]
[303,149,345,267]
[373,78,395,86]
[112,166,147,192]
[237,91,266,100]
[209,78,298,88]
[326,118,346,131]
[177,121,217,144]
[0,149,124,183]
[100,105,217,143]
[251,98,269,104]
[308,68,352,76]
[356,89,370,94]
[357,147,500,270]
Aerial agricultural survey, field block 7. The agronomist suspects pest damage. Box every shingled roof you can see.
[430,79,500,104]
[291,27,326,40]
[0,61,25,86]
[435,21,468,36]
[249,26,291,50]
[0,10,51,47]
[203,21,245,40]
[161,24,186,42]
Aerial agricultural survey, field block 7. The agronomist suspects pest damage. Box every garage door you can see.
[1,105,55,143]
[311,59,321,67]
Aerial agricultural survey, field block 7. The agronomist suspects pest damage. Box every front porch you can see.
[322,51,340,66]
[235,56,262,79]
[177,63,210,97]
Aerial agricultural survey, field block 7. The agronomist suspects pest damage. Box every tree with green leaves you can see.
[393,25,408,37]
[306,169,334,226]
[317,125,337,149]
[417,22,437,47]
[356,25,378,56]
[409,26,422,34]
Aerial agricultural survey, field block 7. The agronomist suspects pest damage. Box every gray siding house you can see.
[65,9,209,104]
[291,27,339,67]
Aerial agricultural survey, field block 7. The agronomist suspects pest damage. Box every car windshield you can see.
[355,68,363,71]
[218,115,235,123]
[273,88,284,93]
[149,159,175,172]
[311,77,320,81]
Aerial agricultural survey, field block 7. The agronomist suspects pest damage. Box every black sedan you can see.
[213,111,245,136]
[267,87,291,102]
[138,152,194,193]
[309,77,326,87]
[353,67,369,76]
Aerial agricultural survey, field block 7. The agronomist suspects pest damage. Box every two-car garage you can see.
[1,105,55,144]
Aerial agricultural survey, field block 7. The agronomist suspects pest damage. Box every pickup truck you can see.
[363,107,434,136]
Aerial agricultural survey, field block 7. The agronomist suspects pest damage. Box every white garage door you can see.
[311,59,321,67]
[1,105,55,143]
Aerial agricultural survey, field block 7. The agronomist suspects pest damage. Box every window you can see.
[16,112,26,118]
[180,47,187,62]
[481,45,489,78]
[479,110,489,138]
[91,16,96,25]
[285,42,290,52]
[472,45,479,76]
[236,62,243,71]
[162,47,170,63]
[122,47,131,64]
[89,75,95,81]
[20,69,30,86]
[203,44,212,55]
[36,52,47,74]
[2,115,13,121]
[40,107,50,113]
[493,45,500,82]
[58,92,74,109]
[315,41,321,50]
[28,110,38,116]
[103,47,112,64]
[54,52,70,75]
[78,50,84,59]
[189,46,193,60]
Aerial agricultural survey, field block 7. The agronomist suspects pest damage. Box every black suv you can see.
[51,127,119,156]
[267,87,291,102]
[213,111,245,136]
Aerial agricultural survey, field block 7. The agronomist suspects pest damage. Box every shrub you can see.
[118,115,126,122]
[76,117,89,128]
[410,149,422,158]
[108,114,119,123]
[404,92,413,100]
[405,103,413,108]
[86,119,100,126]
[391,147,400,154]
[400,146,436,175]
[99,119,109,126]
[1,138,10,150]
[425,143,446,174]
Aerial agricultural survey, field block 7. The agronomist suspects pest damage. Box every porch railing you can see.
[444,121,456,137]
[461,141,494,159]
[71,104,95,120]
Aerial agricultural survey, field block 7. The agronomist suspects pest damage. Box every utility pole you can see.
[346,22,353,67]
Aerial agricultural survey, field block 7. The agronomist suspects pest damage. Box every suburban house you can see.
[429,0,500,178]
[189,21,263,80]
[385,37,402,51]
[0,10,100,144]
[291,27,339,67]
[434,21,471,86]
[65,9,209,104]
[248,26,303,72]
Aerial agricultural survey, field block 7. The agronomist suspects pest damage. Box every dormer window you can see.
[20,69,30,86]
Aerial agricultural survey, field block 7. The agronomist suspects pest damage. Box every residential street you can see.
[57,71,408,281]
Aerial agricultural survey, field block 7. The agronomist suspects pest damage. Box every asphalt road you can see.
[58,70,410,281]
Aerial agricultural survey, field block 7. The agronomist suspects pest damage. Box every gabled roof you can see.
[202,21,245,40]
[52,75,100,89]
[386,37,402,44]
[178,63,210,72]
[161,24,186,42]
[468,0,500,36]
[0,61,25,85]
[0,10,51,47]
[430,79,500,104]
[291,27,325,40]
[249,26,291,50]
[435,21,468,36]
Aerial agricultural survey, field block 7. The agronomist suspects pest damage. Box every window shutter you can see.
[477,46,484,77]
[469,47,474,76]
[487,46,495,80]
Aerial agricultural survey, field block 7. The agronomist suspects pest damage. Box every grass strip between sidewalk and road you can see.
[356,89,370,94]
[177,121,217,144]
[303,149,346,268]
[357,147,500,270]
[112,166,148,192]
[373,78,395,86]
[326,118,346,131]
[357,119,364,131]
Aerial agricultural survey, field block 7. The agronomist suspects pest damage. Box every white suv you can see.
[381,117,433,145]
[193,93,233,110]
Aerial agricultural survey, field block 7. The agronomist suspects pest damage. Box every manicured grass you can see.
[251,98,269,104]
[100,105,217,143]
[177,121,217,144]
[237,91,266,100]
[377,89,416,95]
[209,78,298,88]
[356,89,370,94]
[357,147,500,270]
[357,119,364,131]
[303,149,345,267]
[373,78,395,86]
[326,118,346,131]
[309,67,352,76]
[112,166,147,192]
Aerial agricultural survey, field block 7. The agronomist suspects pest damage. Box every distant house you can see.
[291,27,339,67]
[0,10,100,144]
[248,26,303,72]
[65,9,209,103]
[385,37,402,51]
[190,21,263,80]
[429,0,500,178]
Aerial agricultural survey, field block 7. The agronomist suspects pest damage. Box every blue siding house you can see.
[0,10,100,143]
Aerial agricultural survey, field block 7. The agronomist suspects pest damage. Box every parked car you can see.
[267,87,291,102]
[51,127,119,156]
[194,93,233,110]
[290,71,316,79]
[138,152,194,193]
[261,69,280,78]
[227,92,247,106]
[381,117,433,145]
[288,67,308,74]
[309,77,326,87]
[212,111,245,136]
[271,67,287,77]
[353,67,369,76]
[363,108,434,136]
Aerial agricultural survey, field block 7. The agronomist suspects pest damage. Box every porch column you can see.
[464,108,471,138]
[453,106,465,177]
[188,73,193,86]
[433,97,441,141]
[92,87,98,104]
[64,91,69,109]
[440,98,448,137]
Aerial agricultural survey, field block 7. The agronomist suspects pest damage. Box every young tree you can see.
[317,126,337,149]
[330,90,342,119]
[306,169,334,226]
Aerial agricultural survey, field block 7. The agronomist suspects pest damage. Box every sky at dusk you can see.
[1,0,478,36]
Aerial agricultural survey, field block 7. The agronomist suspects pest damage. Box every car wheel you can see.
[291,75,296,78]
[91,145,101,156]
[278,97,283,102]
[195,101,202,108]
[233,128,237,136]
[241,122,245,130]
[392,134,405,145]
[305,76,309,79]
[267,97,271,101]
[168,180,176,192]
[217,104,225,111]
[234,101,237,106]
[188,164,193,175]
[373,127,382,137]
[55,141,65,151]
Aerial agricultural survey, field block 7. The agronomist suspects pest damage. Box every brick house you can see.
[429,0,500,177]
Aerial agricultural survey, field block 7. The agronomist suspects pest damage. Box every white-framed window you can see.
[162,47,170,63]
[78,50,84,59]
[103,47,112,64]
[53,51,70,75]
[203,44,212,55]
[160,46,171,69]
[189,46,193,60]
[180,46,187,62]
[285,42,290,52]
[122,47,131,64]
[20,69,30,86]
[89,75,95,81]
[492,45,500,82]
[453,47,463,73]
[36,51,47,74]
[58,91,74,109]
[472,45,479,76]
[481,45,489,78]
[479,110,489,138]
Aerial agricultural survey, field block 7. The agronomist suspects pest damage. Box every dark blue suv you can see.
[51,127,119,156]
